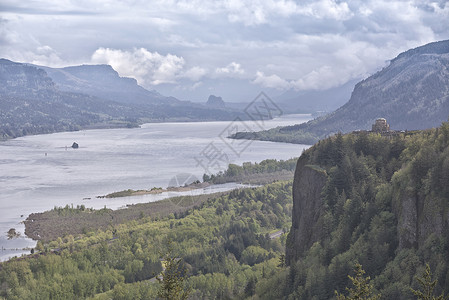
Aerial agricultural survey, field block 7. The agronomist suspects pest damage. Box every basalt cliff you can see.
[285,124,449,298]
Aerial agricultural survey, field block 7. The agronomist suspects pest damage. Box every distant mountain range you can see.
[39,64,177,105]
[231,40,449,144]
[275,78,359,115]
[0,59,245,139]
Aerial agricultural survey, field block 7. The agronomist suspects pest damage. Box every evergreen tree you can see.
[244,276,257,297]
[157,239,190,300]
[335,263,380,300]
[411,264,447,300]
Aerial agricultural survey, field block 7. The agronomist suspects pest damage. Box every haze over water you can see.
[0,114,312,261]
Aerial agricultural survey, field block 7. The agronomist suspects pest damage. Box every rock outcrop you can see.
[0,59,55,95]
[392,176,448,250]
[286,156,327,265]
[206,95,226,108]
[286,127,449,267]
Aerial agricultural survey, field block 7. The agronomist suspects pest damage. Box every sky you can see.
[1,0,448,102]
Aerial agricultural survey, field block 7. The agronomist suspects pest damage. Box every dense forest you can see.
[2,122,449,299]
[279,122,449,299]
[0,179,293,299]
[203,158,298,185]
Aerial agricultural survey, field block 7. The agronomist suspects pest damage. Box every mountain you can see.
[0,59,246,139]
[275,78,359,114]
[205,95,226,108]
[0,59,147,139]
[281,126,449,299]
[0,59,56,95]
[231,40,449,144]
[40,64,178,105]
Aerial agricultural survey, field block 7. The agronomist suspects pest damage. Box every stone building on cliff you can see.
[372,118,390,132]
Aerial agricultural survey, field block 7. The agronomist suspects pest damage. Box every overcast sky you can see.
[1,0,448,101]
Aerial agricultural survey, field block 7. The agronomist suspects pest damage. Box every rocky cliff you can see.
[286,158,327,265]
[391,162,449,250]
[206,95,226,108]
[41,64,175,105]
[0,59,148,139]
[0,59,55,94]
[285,127,449,296]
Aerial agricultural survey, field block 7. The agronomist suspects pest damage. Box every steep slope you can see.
[0,59,248,139]
[41,64,177,105]
[307,39,449,134]
[0,59,56,96]
[232,40,449,144]
[205,95,226,108]
[283,125,449,299]
[0,59,148,139]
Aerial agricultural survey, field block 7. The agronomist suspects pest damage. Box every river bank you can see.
[24,188,237,242]
[97,182,211,198]
[1,114,312,261]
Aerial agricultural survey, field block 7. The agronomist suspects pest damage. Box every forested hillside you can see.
[2,124,449,299]
[0,180,293,299]
[281,122,449,299]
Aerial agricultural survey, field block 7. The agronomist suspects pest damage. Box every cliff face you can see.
[206,95,226,108]
[0,59,142,139]
[286,127,449,274]
[41,64,174,105]
[0,59,55,94]
[286,157,327,265]
[392,170,449,250]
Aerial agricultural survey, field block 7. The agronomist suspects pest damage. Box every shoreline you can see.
[23,183,246,243]
[0,113,312,143]
[97,182,211,198]
[22,172,294,243]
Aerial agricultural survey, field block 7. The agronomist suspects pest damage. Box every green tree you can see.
[411,264,447,300]
[244,276,257,298]
[157,239,190,300]
[335,263,380,300]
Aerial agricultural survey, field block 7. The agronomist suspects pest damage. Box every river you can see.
[0,114,312,261]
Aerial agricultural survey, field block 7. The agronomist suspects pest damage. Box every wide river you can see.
[0,114,312,261]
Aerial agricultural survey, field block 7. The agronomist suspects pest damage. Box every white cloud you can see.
[293,66,343,90]
[188,81,203,90]
[182,66,208,81]
[305,0,353,20]
[224,0,353,25]
[1,0,449,101]
[29,45,66,66]
[215,62,244,76]
[252,71,292,89]
[91,47,186,86]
